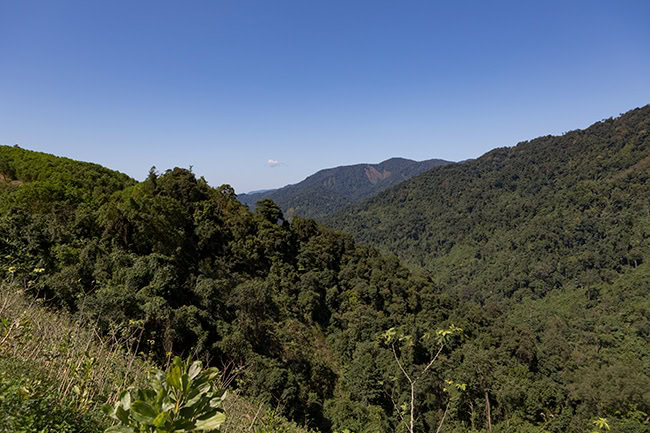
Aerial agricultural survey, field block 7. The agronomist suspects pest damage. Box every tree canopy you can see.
[1,104,649,433]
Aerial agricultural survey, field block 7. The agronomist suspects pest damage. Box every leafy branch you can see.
[103,356,227,433]
[380,325,462,433]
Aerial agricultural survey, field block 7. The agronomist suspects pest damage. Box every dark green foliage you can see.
[329,106,650,297]
[0,145,134,209]
[2,106,650,433]
[326,105,650,432]
[0,149,439,431]
[238,157,452,220]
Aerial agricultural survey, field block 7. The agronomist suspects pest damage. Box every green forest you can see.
[1,106,649,433]
[237,157,451,220]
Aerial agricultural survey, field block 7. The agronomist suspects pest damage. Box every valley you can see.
[237,157,452,221]
[1,106,649,433]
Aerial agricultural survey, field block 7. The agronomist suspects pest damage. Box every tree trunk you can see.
[485,389,492,432]
[469,401,475,431]
[410,382,415,433]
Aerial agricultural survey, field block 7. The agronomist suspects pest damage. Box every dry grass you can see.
[1,284,318,433]
[0,284,150,414]
[221,393,319,433]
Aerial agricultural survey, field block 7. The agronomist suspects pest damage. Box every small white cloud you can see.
[267,159,280,167]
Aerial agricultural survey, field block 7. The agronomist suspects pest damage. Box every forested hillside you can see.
[323,106,650,430]
[0,146,451,432]
[0,145,135,206]
[238,157,451,220]
[330,106,650,296]
[1,116,649,433]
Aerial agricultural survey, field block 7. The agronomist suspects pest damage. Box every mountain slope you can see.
[0,145,135,209]
[0,151,443,432]
[238,157,452,220]
[328,105,650,298]
[2,122,649,433]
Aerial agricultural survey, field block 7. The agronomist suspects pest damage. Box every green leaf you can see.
[144,389,157,401]
[201,367,220,382]
[102,403,115,417]
[115,406,130,424]
[170,419,196,430]
[168,365,182,390]
[162,398,175,412]
[197,381,211,395]
[179,406,196,419]
[152,411,168,427]
[209,397,223,408]
[184,392,203,409]
[120,391,131,410]
[131,400,158,424]
[194,411,226,431]
[188,360,202,380]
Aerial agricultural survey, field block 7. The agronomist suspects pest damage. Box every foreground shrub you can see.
[103,356,226,433]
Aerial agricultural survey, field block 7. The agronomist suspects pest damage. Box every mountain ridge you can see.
[238,156,452,220]
[2,107,649,433]
[327,105,650,292]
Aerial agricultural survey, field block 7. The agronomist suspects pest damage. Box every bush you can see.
[103,356,226,433]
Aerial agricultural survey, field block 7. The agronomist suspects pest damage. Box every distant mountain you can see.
[237,157,452,219]
[3,111,650,433]
[328,105,650,293]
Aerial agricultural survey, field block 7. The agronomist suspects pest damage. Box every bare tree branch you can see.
[419,344,444,378]
[435,400,451,433]
[391,342,413,385]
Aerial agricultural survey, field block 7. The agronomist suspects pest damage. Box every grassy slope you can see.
[0,284,318,433]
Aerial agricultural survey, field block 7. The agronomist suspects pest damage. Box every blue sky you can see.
[1,0,649,193]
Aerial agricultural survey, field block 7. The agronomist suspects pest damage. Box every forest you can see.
[1,106,649,433]
[237,157,451,220]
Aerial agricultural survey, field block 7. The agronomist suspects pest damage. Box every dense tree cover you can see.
[0,148,458,432]
[0,145,135,208]
[238,157,451,221]
[2,101,649,433]
[325,105,650,431]
[329,107,650,295]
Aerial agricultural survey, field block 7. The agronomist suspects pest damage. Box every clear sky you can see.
[1,0,649,193]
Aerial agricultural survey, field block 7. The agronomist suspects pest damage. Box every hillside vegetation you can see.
[0,145,135,207]
[0,285,316,433]
[330,106,650,298]
[238,157,451,220]
[1,101,649,433]
[1,146,445,432]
